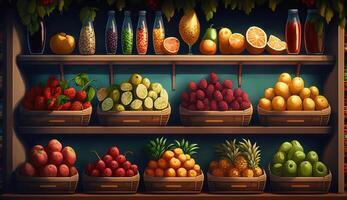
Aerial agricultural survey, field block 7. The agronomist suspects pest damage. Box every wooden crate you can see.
[82,172,140,193]
[19,106,92,126]
[143,173,204,193]
[258,106,331,126]
[16,173,79,194]
[207,171,266,193]
[97,104,171,126]
[180,105,253,126]
[269,170,332,193]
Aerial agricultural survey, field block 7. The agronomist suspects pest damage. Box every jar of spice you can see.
[79,20,96,55]
[152,11,165,55]
[105,10,118,54]
[121,11,133,55]
[136,10,148,55]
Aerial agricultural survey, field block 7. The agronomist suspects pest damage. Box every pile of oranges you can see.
[145,148,202,177]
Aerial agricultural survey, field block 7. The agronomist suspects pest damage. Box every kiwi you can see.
[154,96,168,110]
[135,84,148,99]
[148,90,158,100]
[130,99,143,110]
[144,97,154,110]
[150,83,163,94]
[120,82,133,92]
[101,97,114,111]
[121,91,133,106]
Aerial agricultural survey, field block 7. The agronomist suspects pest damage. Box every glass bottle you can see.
[121,11,133,55]
[304,9,324,54]
[153,11,165,55]
[79,20,96,55]
[105,10,118,54]
[285,9,302,54]
[136,11,148,55]
[27,19,46,54]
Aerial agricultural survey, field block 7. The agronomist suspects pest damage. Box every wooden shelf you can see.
[17,55,335,65]
[16,126,332,135]
[2,193,347,200]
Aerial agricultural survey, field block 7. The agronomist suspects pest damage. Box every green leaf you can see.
[116,0,125,11]
[37,6,46,18]
[28,0,36,14]
[162,0,175,21]
[58,0,64,12]
[87,87,96,102]
[56,95,70,105]
[325,7,334,23]
[22,14,31,26]
[60,81,69,90]
[107,0,116,5]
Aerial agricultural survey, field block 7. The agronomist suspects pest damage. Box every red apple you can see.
[108,146,120,158]
[108,160,119,170]
[114,168,125,177]
[46,139,62,153]
[102,168,112,177]
[30,148,48,167]
[32,145,44,151]
[41,164,58,177]
[49,151,63,166]
[130,164,138,174]
[122,161,131,170]
[102,155,113,164]
[116,155,126,164]
[58,164,70,177]
[69,166,78,176]
[85,163,94,175]
[20,162,36,177]
[96,159,106,171]
[126,169,135,177]
[62,146,76,166]
[90,169,100,177]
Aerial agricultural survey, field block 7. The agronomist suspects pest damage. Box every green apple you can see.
[287,141,304,160]
[272,151,286,164]
[306,151,319,163]
[283,160,297,177]
[130,73,142,86]
[279,141,293,153]
[271,163,283,177]
[298,161,313,177]
[313,161,328,177]
[292,151,306,164]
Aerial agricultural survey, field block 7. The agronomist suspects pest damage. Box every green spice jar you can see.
[121,11,133,55]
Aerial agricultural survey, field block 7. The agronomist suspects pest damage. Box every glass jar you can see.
[79,20,96,55]
[105,10,118,54]
[153,11,165,55]
[121,11,133,55]
[285,9,301,54]
[136,10,148,55]
[304,9,324,54]
[27,19,46,54]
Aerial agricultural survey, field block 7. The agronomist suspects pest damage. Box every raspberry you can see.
[223,79,233,89]
[188,104,197,111]
[198,79,208,89]
[230,100,240,110]
[181,92,190,102]
[210,100,218,111]
[188,81,198,92]
[210,72,219,84]
[213,90,223,102]
[236,97,243,104]
[196,100,205,111]
[206,84,215,99]
[234,88,243,97]
[190,92,197,103]
[224,90,234,103]
[241,100,251,110]
[215,82,223,91]
[242,92,249,101]
[203,98,210,110]
[196,89,205,100]
[218,101,228,111]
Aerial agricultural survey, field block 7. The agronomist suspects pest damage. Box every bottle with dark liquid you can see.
[27,19,46,54]
[304,9,324,54]
[285,9,301,54]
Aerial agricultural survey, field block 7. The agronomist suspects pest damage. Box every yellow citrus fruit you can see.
[164,168,176,177]
[287,95,303,111]
[187,169,198,177]
[314,95,329,110]
[145,168,155,176]
[177,167,187,177]
[274,82,290,99]
[264,88,275,100]
[183,159,196,170]
[158,158,168,169]
[211,168,224,177]
[185,154,191,160]
[228,33,246,54]
[278,73,292,85]
[173,148,184,157]
[303,98,315,111]
[193,164,201,174]
[209,161,219,171]
[310,86,319,99]
[266,35,287,55]
[299,88,311,100]
[272,96,286,111]
[178,154,187,163]
[155,168,164,177]
[162,150,174,161]
[147,160,158,169]
[259,98,272,111]
[246,26,267,54]
[289,77,305,94]
[169,158,181,170]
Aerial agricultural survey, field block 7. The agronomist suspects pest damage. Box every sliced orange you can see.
[228,33,246,54]
[266,35,287,55]
[163,37,180,55]
[246,26,267,55]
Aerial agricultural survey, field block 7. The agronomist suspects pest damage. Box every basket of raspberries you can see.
[180,73,253,126]
[20,74,95,126]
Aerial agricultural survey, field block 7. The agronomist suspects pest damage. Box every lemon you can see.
[278,73,292,85]
[274,82,290,100]
[309,86,319,99]
[272,96,286,111]
[259,98,272,111]
[287,95,302,111]
[314,95,329,110]
[303,98,315,111]
[264,88,275,100]
[289,77,304,94]
[299,88,311,100]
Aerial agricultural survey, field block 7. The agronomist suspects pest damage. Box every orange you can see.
[209,161,219,171]
[218,159,231,171]
[164,168,176,177]
[147,160,158,169]
[178,154,187,163]
[173,148,184,157]
[278,73,292,85]
[289,77,305,94]
[162,150,174,161]
[163,37,180,55]
[155,168,164,177]
[50,32,75,55]
[228,168,241,177]
[287,95,303,111]
[272,96,286,111]
[218,27,232,54]
[158,158,168,169]
[183,159,195,170]
[188,170,198,177]
[259,98,272,111]
[211,168,224,177]
[185,154,191,160]
[193,164,201,174]
[169,157,182,169]
[177,167,187,177]
[299,88,311,99]
[314,95,329,110]
[199,39,217,55]
[274,82,291,100]
[145,168,155,176]
[264,88,275,100]
[266,35,287,55]
[228,33,246,54]
[246,26,267,54]
[303,98,315,111]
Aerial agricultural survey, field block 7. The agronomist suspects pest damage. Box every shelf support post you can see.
[59,64,65,82]
[172,63,176,91]
[109,64,114,86]
[238,63,243,88]
[296,63,301,76]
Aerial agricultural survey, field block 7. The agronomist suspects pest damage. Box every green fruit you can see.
[312,161,328,177]
[101,97,114,111]
[203,24,218,44]
[97,87,108,102]
[154,96,168,110]
[292,151,306,164]
[287,142,304,160]
[271,163,283,177]
[150,83,163,94]
[108,89,121,103]
[120,82,133,92]
[160,88,169,101]
[144,97,153,110]
[273,151,286,164]
[121,91,133,106]
[148,90,158,100]
[298,161,313,177]
[130,73,142,86]
[130,99,143,110]
[306,151,319,163]
[279,141,293,153]
[291,140,303,149]
[142,77,151,89]
[135,84,148,100]
[114,104,125,112]
[283,160,297,177]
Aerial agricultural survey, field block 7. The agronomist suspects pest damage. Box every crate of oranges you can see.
[144,138,204,193]
[258,73,331,126]
[207,139,266,193]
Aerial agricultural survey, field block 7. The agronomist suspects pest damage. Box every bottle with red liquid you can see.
[27,19,46,54]
[304,9,324,54]
[136,11,148,55]
[285,9,301,54]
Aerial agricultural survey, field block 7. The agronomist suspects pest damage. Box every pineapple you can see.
[215,139,240,163]
[173,139,199,157]
[146,137,173,161]
[234,155,248,172]
[238,139,263,177]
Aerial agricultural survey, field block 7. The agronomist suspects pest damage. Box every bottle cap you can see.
[155,11,162,15]
[124,10,131,15]
[108,10,115,15]
[288,9,298,13]
[307,9,318,14]
[139,10,146,15]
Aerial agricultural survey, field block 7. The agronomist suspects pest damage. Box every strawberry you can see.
[53,87,62,98]
[83,102,91,109]
[23,99,34,110]
[62,102,71,110]
[64,88,76,99]
[70,101,83,111]
[76,90,87,102]
[47,76,59,88]
[47,98,56,110]
[34,96,46,110]
[33,85,43,96]
[55,95,70,111]
[43,86,52,99]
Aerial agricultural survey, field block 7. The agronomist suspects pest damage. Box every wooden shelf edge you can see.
[16,126,332,135]
[2,193,347,200]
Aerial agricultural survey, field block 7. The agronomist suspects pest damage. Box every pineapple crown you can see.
[146,137,173,160]
[173,139,199,157]
[238,139,261,169]
[215,139,240,163]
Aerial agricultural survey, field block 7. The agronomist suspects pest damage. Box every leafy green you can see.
[79,7,98,23]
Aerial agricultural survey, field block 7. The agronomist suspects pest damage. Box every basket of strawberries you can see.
[207,139,266,193]
[180,73,252,126]
[20,73,95,126]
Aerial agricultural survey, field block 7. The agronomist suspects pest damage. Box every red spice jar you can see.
[136,11,148,55]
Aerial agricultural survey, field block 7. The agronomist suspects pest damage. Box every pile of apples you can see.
[85,146,138,177]
[19,139,77,177]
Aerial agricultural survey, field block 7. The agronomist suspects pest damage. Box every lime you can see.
[101,97,114,111]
